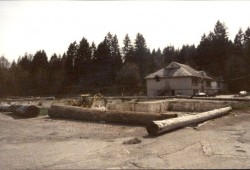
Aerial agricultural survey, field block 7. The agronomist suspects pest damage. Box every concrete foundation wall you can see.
[107,99,229,113]
[135,100,170,113]
[106,100,171,113]
[169,100,229,112]
[1,98,235,114]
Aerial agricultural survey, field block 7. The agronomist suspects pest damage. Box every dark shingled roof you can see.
[145,61,213,80]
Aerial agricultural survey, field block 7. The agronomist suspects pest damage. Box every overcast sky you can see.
[1,1,250,62]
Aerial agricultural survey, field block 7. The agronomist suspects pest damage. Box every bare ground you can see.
[0,109,250,169]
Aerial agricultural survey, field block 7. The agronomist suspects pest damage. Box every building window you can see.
[154,75,160,82]
[171,90,175,96]
[192,78,198,86]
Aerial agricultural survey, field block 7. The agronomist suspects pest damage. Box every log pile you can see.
[48,104,177,125]
[146,106,232,136]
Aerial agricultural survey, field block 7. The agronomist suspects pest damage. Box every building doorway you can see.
[171,90,175,96]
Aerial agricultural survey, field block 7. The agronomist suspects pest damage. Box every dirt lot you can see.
[0,108,250,169]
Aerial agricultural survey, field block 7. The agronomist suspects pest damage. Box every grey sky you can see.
[0,1,250,62]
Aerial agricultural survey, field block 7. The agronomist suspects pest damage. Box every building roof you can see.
[145,61,213,80]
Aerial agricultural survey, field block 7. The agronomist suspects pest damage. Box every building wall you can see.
[211,81,219,93]
[193,78,212,94]
[147,77,212,97]
[146,78,168,97]
[147,77,194,96]
[211,81,228,94]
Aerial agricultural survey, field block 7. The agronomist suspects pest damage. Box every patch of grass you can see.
[39,107,48,116]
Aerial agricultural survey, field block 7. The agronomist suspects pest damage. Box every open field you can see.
[0,102,250,169]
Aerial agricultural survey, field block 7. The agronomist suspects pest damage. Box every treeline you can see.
[0,21,250,97]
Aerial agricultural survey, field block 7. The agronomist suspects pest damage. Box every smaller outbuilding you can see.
[145,61,214,97]
[211,77,228,94]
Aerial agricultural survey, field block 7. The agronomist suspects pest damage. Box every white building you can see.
[145,61,214,97]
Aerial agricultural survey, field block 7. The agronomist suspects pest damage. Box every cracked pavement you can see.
[0,109,250,169]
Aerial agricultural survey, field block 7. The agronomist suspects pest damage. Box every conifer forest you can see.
[0,21,250,96]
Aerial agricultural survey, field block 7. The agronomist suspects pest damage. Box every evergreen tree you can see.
[31,50,48,71]
[177,45,196,66]
[31,50,49,94]
[224,54,248,92]
[48,53,64,94]
[243,27,250,62]
[93,38,112,87]
[151,48,163,71]
[134,33,150,79]
[242,27,250,91]
[196,21,232,77]
[116,62,141,95]
[162,45,177,65]
[195,33,213,71]
[0,56,11,96]
[94,39,110,64]
[64,41,78,87]
[211,21,232,77]
[122,34,134,63]
[234,28,244,55]
[90,42,97,60]
[18,53,32,72]
[75,37,91,79]
[111,35,122,62]
[16,54,34,95]
[110,34,122,82]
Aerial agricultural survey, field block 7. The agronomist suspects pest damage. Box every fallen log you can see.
[146,106,232,136]
[8,105,23,112]
[14,105,40,117]
[0,104,11,112]
[0,104,39,117]
[48,104,177,125]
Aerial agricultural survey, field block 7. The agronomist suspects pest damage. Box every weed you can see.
[39,107,48,116]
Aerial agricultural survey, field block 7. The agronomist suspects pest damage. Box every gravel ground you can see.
[0,109,250,169]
